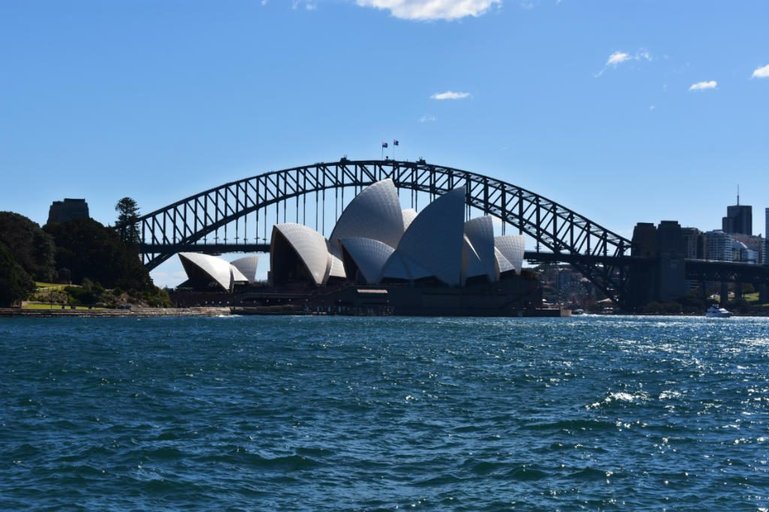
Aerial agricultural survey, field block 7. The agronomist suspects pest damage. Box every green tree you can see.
[115,197,140,244]
[45,218,153,291]
[0,242,35,307]
[0,212,56,281]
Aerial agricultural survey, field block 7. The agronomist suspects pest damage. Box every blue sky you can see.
[2,0,767,286]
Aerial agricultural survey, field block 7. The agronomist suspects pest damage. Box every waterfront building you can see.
[268,179,524,288]
[657,221,688,301]
[627,221,687,305]
[175,180,533,315]
[703,230,734,262]
[177,253,257,292]
[732,234,764,265]
[631,223,657,258]
[681,227,704,259]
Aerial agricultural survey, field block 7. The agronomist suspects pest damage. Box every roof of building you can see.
[383,187,466,286]
[230,255,259,284]
[464,216,498,282]
[178,252,235,291]
[272,223,331,286]
[340,237,396,284]
[329,178,404,251]
[494,235,525,274]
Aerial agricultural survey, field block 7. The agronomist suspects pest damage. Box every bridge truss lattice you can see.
[133,159,633,300]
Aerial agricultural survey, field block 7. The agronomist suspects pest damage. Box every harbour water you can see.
[2,315,769,510]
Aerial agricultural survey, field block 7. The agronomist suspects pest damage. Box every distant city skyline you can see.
[2,0,767,287]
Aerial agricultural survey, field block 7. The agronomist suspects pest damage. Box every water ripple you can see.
[2,315,769,510]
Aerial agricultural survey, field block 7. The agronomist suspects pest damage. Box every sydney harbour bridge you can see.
[129,158,769,307]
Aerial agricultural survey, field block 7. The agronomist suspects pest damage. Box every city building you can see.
[766,207,769,264]
[732,234,764,265]
[704,230,733,262]
[722,195,752,236]
[656,221,688,300]
[627,220,688,305]
[681,227,704,259]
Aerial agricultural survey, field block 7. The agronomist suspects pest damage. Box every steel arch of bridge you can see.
[134,159,633,299]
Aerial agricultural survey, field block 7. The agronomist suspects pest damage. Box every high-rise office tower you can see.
[722,191,752,236]
[765,207,768,238]
[765,207,769,264]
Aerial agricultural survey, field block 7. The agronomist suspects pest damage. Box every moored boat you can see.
[705,304,733,318]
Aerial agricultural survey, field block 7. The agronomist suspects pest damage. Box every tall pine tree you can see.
[115,197,141,244]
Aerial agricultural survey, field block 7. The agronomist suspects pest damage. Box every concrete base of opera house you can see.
[170,274,552,317]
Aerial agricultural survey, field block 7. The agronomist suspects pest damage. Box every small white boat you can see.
[705,304,733,318]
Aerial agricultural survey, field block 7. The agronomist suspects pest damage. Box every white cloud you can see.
[431,90,471,100]
[595,49,653,77]
[292,0,316,10]
[636,49,653,62]
[419,114,437,123]
[606,51,631,67]
[355,0,501,21]
[689,80,718,91]
[752,64,769,79]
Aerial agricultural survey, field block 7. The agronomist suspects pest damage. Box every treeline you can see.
[0,211,168,308]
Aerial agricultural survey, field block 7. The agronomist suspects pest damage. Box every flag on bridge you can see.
[382,142,388,148]
[393,139,399,146]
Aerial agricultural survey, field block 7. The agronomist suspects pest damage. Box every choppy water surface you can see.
[2,315,769,510]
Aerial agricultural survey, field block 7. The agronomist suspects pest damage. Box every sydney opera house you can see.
[174,179,541,315]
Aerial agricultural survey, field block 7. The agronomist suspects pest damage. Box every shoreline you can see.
[2,306,767,318]
[0,307,231,318]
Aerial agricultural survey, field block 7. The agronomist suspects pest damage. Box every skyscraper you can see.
[765,207,769,264]
[765,207,769,238]
[722,193,752,236]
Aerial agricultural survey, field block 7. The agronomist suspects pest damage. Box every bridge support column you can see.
[735,282,743,301]
[720,282,729,305]
[759,284,769,304]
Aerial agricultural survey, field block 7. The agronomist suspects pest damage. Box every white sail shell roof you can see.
[381,251,433,281]
[230,265,249,284]
[329,179,404,250]
[495,248,515,274]
[178,252,233,291]
[464,216,499,282]
[230,255,258,284]
[272,223,331,286]
[340,237,395,284]
[328,251,347,279]
[495,235,525,274]
[462,236,486,281]
[384,187,466,286]
[402,209,417,231]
